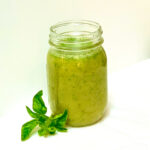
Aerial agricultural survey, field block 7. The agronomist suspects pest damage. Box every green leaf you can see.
[38,115,49,124]
[53,113,64,120]
[38,128,49,136]
[55,110,68,127]
[56,127,67,132]
[48,127,56,135]
[48,110,68,128]
[21,119,38,141]
[21,90,69,141]
[26,106,39,118]
[48,118,56,127]
[32,90,47,114]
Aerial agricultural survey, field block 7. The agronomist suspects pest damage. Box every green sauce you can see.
[47,38,107,126]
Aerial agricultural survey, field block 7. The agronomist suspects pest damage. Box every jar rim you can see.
[49,20,103,51]
[50,20,102,36]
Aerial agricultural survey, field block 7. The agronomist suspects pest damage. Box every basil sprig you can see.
[21,90,68,141]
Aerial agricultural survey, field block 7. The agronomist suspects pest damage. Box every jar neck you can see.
[49,20,104,50]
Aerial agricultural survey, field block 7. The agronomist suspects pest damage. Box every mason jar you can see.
[47,20,107,127]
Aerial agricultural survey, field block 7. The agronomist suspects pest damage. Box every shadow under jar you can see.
[47,20,107,127]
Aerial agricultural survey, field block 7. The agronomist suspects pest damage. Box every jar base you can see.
[67,112,106,127]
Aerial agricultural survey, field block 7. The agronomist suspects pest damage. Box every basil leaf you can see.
[48,127,56,135]
[56,127,67,132]
[21,119,38,141]
[48,118,56,127]
[26,106,39,118]
[32,90,47,114]
[53,113,63,120]
[21,90,69,141]
[55,110,68,127]
[38,115,49,124]
[38,128,49,136]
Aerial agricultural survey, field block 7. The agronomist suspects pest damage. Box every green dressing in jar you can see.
[47,20,107,126]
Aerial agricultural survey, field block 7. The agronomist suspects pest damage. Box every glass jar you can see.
[47,20,107,127]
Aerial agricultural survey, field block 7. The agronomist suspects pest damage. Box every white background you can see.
[0,0,150,112]
[0,1,150,148]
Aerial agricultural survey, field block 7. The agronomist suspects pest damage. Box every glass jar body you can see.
[47,44,107,127]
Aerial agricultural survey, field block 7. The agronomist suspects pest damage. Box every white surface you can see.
[0,59,150,150]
